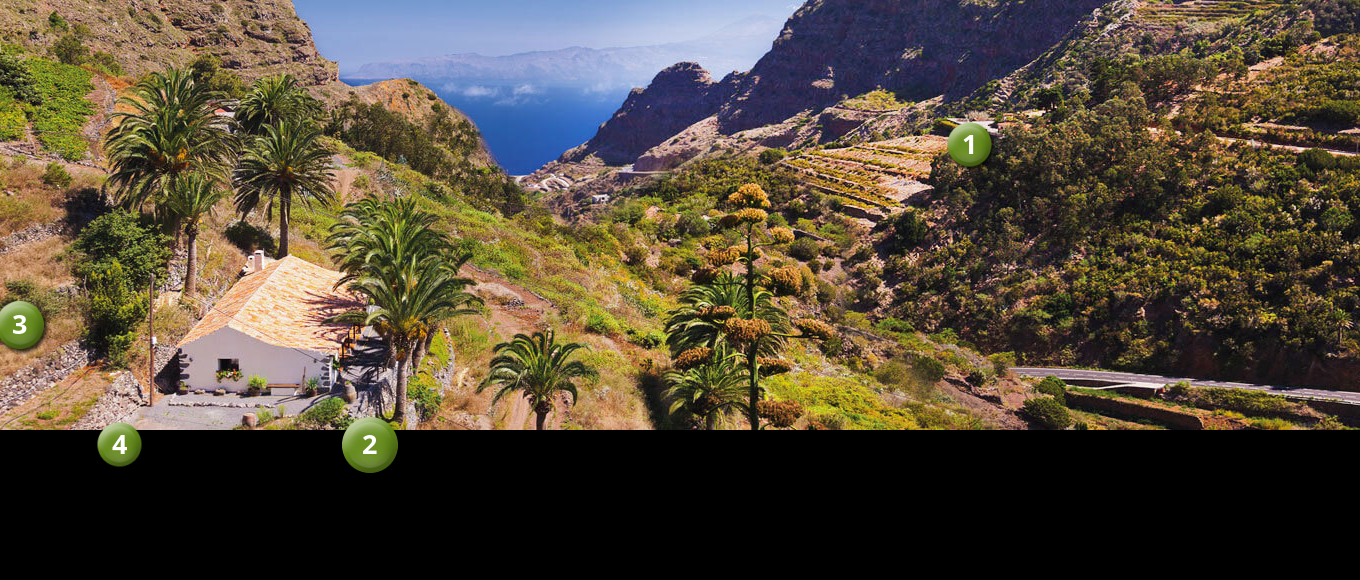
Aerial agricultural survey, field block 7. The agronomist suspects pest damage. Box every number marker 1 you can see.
[948,122,993,167]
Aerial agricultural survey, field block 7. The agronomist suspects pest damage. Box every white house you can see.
[177,254,362,395]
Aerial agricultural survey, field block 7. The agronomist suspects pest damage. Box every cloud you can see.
[513,84,539,96]
[462,85,499,98]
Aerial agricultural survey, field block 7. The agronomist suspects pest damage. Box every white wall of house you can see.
[179,327,330,392]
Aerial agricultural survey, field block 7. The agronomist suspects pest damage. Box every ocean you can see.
[342,78,629,175]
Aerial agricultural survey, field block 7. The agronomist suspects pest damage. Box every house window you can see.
[218,359,240,373]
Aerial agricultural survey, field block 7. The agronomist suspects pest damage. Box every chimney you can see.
[252,250,266,274]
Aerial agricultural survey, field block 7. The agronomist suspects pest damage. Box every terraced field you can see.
[1137,0,1286,25]
[780,136,946,214]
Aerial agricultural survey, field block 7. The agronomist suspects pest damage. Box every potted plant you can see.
[177,381,189,395]
[216,369,242,383]
[305,377,321,398]
[247,375,267,397]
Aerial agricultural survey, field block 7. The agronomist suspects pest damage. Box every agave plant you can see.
[479,330,596,431]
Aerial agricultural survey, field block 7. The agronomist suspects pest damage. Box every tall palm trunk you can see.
[392,347,410,426]
[535,400,551,431]
[706,412,717,431]
[279,191,291,258]
[184,221,199,297]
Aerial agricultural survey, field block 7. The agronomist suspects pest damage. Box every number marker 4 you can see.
[113,434,127,455]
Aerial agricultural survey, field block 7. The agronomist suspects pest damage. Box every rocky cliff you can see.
[0,0,338,84]
[561,63,739,165]
[562,0,1113,167]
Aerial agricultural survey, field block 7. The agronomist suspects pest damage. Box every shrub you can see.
[887,210,928,252]
[86,260,147,364]
[0,54,37,104]
[788,237,820,261]
[52,34,87,66]
[41,162,71,189]
[73,210,172,284]
[224,220,277,257]
[300,397,351,429]
[409,374,442,421]
[989,352,1016,375]
[875,359,912,388]
[629,330,666,350]
[966,369,990,388]
[911,356,946,384]
[1021,396,1072,430]
[1036,376,1067,406]
[759,148,788,164]
[585,310,620,336]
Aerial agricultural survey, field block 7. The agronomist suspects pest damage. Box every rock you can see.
[562,0,1110,163]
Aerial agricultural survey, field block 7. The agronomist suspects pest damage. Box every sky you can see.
[294,0,802,71]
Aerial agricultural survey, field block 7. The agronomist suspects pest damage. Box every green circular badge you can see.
[0,301,44,350]
[947,122,993,167]
[97,423,142,467]
[342,418,398,474]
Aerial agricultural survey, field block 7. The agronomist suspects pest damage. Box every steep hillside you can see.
[0,0,337,84]
[560,0,1111,169]
[0,0,500,173]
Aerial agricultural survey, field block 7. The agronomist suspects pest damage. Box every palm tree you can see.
[104,68,235,244]
[234,120,335,258]
[162,173,229,299]
[479,330,596,430]
[328,197,482,424]
[235,74,321,135]
[665,272,787,358]
[665,346,748,430]
[348,257,483,426]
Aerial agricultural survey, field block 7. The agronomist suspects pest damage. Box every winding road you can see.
[1012,367,1360,405]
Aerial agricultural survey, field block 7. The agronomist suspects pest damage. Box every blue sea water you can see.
[342,78,628,175]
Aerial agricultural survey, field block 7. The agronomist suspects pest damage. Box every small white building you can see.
[177,254,362,395]
[591,194,611,205]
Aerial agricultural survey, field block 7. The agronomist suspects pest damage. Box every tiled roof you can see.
[178,256,362,354]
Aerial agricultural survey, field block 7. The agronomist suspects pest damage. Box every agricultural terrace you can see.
[1137,0,1288,25]
[780,136,946,213]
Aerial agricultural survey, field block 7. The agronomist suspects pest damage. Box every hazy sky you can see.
[294,0,802,71]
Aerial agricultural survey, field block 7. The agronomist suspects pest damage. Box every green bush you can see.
[1022,396,1072,430]
[875,359,912,388]
[86,260,146,364]
[1036,376,1067,406]
[911,356,946,384]
[759,148,788,164]
[300,397,352,429]
[585,310,620,336]
[74,210,172,284]
[409,374,443,421]
[42,162,71,188]
[52,34,87,66]
[789,237,820,261]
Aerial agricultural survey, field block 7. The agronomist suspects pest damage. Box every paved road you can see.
[1013,367,1360,405]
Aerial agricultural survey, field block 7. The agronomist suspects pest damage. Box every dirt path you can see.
[464,266,558,430]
